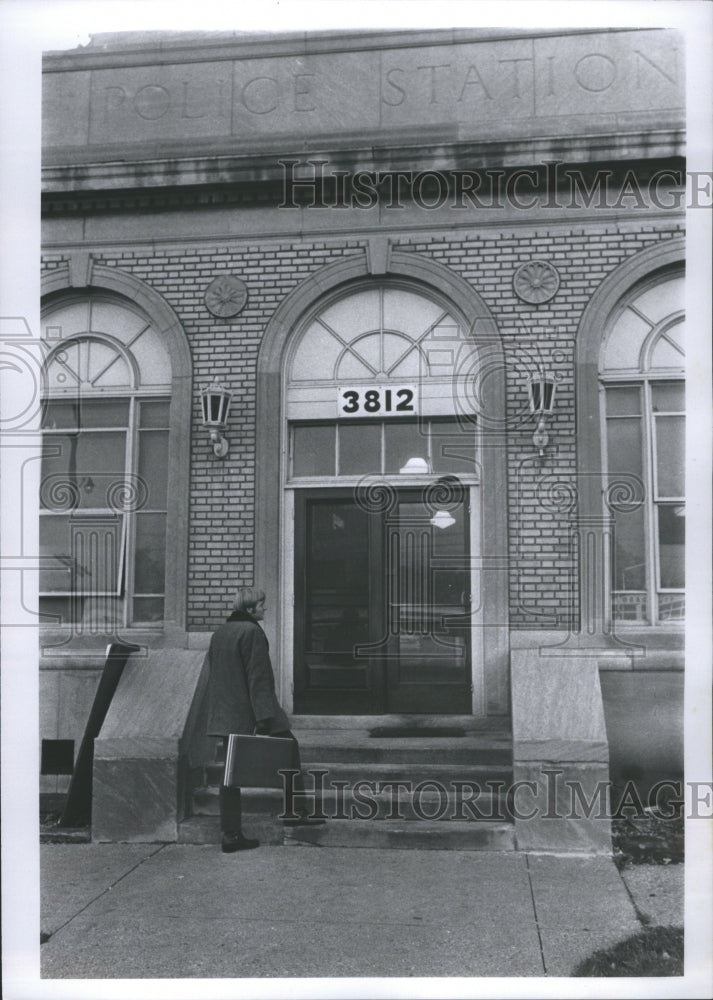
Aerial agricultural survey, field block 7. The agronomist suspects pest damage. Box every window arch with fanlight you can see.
[40,292,175,629]
[600,269,685,624]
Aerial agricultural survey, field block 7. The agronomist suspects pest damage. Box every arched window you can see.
[285,284,480,478]
[600,270,685,623]
[40,292,175,629]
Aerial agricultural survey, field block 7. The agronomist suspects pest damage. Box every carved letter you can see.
[241,76,280,115]
[181,81,207,119]
[457,64,492,102]
[382,67,406,106]
[416,63,449,104]
[634,47,678,87]
[133,85,171,120]
[294,74,316,112]
[544,55,555,97]
[104,86,126,118]
[498,57,533,99]
[573,53,616,93]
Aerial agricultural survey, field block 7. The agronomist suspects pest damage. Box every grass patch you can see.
[573,925,683,977]
[612,811,684,869]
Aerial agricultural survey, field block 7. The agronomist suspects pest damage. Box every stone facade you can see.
[39,27,685,845]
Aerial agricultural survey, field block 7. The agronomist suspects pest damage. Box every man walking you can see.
[206,586,325,853]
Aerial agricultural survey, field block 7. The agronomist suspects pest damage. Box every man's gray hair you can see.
[233,586,265,613]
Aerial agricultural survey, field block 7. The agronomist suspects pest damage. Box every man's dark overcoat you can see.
[206,610,289,737]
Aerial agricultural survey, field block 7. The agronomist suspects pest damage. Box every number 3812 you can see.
[339,386,416,416]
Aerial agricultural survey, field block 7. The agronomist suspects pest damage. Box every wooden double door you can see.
[293,488,473,714]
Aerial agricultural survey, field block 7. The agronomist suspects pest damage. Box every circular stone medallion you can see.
[513,260,560,304]
[204,275,248,317]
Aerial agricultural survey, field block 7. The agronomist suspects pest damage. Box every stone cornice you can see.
[42,130,685,198]
[43,26,644,71]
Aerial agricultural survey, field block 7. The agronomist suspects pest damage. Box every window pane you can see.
[132,597,165,623]
[612,592,648,622]
[612,507,646,590]
[41,432,127,509]
[657,594,685,620]
[39,596,74,626]
[605,386,641,416]
[430,418,477,474]
[292,425,335,477]
[40,513,123,594]
[606,417,645,504]
[41,401,80,430]
[651,382,685,412]
[655,416,684,497]
[338,423,381,475]
[384,420,428,473]
[134,513,166,594]
[658,504,685,589]
[41,399,130,430]
[138,430,169,508]
[140,400,170,428]
[77,399,131,427]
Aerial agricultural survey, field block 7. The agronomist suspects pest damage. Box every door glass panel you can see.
[392,500,468,683]
[307,502,369,654]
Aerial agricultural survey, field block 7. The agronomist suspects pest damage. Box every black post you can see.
[58,641,141,828]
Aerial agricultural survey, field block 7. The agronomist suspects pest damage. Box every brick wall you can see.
[41,217,683,631]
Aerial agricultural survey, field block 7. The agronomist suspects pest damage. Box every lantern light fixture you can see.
[200,378,233,459]
[527,368,557,458]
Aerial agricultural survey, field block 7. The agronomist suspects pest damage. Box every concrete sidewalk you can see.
[39,843,684,979]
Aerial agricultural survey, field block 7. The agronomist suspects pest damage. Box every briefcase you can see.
[223,733,296,789]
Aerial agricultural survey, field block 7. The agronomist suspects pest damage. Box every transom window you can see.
[600,272,685,623]
[40,294,172,628]
[290,419,478,479]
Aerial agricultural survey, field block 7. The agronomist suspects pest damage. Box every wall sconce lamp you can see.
[200,378,233,459]
[527,369,557,458]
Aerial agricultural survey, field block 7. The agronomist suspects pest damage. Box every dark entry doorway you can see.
[294,488,472,714]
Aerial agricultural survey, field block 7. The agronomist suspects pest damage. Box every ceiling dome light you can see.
[399,456,430,474]
[430,510,456,529]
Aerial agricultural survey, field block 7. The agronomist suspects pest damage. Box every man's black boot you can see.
[221,831,260,853]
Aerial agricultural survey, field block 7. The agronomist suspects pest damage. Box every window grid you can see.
[40,392,170,627]
[602,377,684,625]
[289,419,478,480]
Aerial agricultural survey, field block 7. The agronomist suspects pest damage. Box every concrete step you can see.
[191,783,512,822]
[178,814,284,846]
[294,732,511,764]
[289,715,510,734]
[284,818,516,851]
[205,757,512,787]
[178,815,515,851]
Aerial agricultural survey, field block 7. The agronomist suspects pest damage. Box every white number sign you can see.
[337,385,418,417]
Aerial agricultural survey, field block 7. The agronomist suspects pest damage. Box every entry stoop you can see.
[179,716,515,851]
